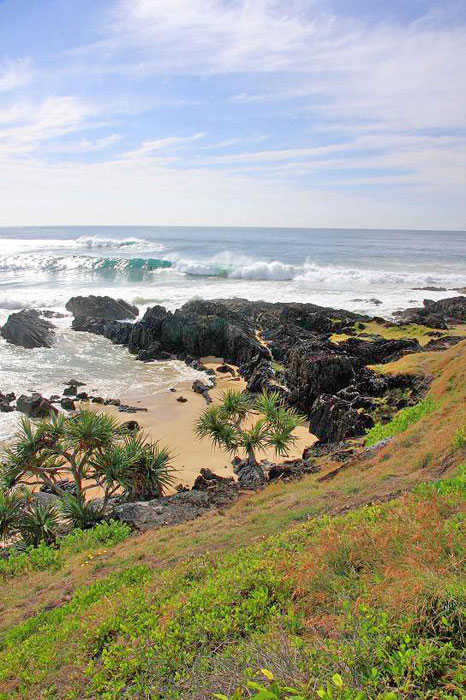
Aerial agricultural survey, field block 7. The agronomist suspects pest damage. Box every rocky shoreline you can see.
[1,293,465,531]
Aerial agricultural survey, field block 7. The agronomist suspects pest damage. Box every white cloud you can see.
[123,132,206,159]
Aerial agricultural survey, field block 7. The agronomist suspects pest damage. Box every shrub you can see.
[0,541,62,578]
[61,519,132,553]
[16,501,60,548]
[60,494,105,530]
[365,397,437,446]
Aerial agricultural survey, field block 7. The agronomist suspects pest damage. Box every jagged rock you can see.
[308,394,374,443]
[192,379,212,403]
[246,360,275,393]
[233,460,267,488]
[76,392,89,400]
[112,482,239,531]
[66,295,138,320]
[423,336,463,351]
[72,301,268,369]
[394,296,466,328]
[65,378,86,386]
[16,393,58,418]
[60,397,76,411]
[136,342,161,362]
[91,396,105,404]
[105,398,121,406]
[0,401,15,412]
[192,468,235,491]
[287,341,357,413]
[1,309,55,349]
[63,385,77,396]
[338,337,421,364]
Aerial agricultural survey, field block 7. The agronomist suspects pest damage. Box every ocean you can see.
[0,226,464,438]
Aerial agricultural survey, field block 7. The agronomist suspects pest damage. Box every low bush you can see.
[0,519,131,578]
[61,519,132,553]
[365,397,437,446]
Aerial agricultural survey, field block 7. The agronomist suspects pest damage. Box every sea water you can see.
[0,226,464,438]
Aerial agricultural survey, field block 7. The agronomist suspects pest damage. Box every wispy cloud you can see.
[0,58,32,92]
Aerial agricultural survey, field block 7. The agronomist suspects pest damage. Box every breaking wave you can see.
[0,250,464,290]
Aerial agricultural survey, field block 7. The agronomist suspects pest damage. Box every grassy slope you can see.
[0,340,465,699]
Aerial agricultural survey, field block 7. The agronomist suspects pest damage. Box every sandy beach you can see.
[86,358,315,488]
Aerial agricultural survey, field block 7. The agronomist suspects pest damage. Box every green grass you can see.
[0,468,464,699]
[365,397,438,447]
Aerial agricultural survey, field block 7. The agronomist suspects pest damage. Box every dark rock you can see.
[105,398,121,406]
[177,396,188,403]
[192,468,234,491]
[393,296,466,328]
[112,480,239,531]
[63,385,77,396]
[1,309,55,349]
[65,378,86,386]
[423,336,463,351]
[287,340,357,413]
[308,394,374,443]
[246,360,275,393]
[233,460,267,488]
[136,342,161,362]
[192,379,212,404]
[91,396,105,404]
[216,364,235,375]
[60,397,76,411]
[16,393,58,418]
[66,295,139,320]
[120,420,140,432]
[0,401,15,412]
[337,337,421,364]
[75,392,89,401]
[118,405,148,413]
[40,479,77,496]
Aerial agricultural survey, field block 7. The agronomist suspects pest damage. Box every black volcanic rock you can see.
[71,301,268,368]
[16,393,58,418]
[66,295,139,320]
[286,340,358,413]
[394,295,466,328]
[308,393,374,443]
[1,309,55,349]
[337,337,421,364]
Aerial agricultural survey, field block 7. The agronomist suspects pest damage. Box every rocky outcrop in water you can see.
[66,295,139,321]
[1,309,56,349]
[394,296,466,329]
[16,393,58,418]
[70,298,269,367]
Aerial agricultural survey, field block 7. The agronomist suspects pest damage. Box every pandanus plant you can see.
[195,389,304,466]
[0,410,175,512]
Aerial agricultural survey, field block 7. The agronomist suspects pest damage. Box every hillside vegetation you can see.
[0,339,465,699]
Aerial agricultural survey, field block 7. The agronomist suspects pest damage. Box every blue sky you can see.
[0,0,465,228]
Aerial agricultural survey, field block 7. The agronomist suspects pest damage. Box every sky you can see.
[0,0,465,229]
